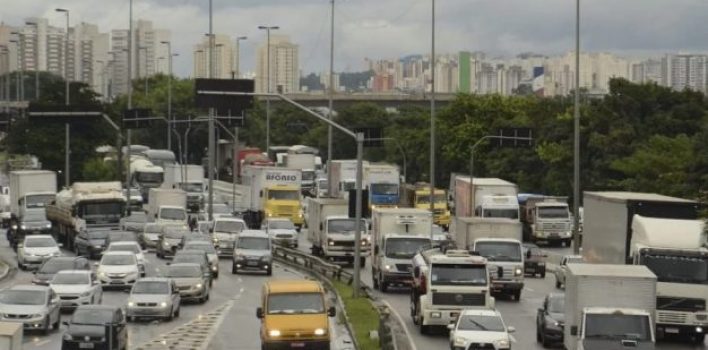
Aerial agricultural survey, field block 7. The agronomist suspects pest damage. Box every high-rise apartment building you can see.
[662,54,707,93]
[256,35,299,93]
[193,34,234,79]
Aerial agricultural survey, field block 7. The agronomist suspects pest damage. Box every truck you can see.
[162,164,205,212]
[47,182,126,250]
[365,163,401,209]
[239,153,274,180]
[400,183,451,229]
[283,153,318,196]
[520,195,572,245]
[0,322,22,350]
[7,171,57,244]
[146,188,187,226]
[454,216,525,300]
[129,158,164,202]
[453,177,519,219]
[306,197,369,267]
[410,249,492,334]
[371,208,433,292]
[564,263,657,350]
[241,166,303,229]
[328,159,363,199]
[235,147,264,180]
[582,191,707,343]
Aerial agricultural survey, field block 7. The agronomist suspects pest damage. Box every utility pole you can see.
[126,0,134,202]
[258,25,279,155]
[572,0,581,254]
[55,8,70,187]
[327,0,335,174]
[207,0,215,221]
[429,0,436,239]
[161,41,173,150]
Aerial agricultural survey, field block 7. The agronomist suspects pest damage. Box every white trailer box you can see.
[454,177,518,217]
[454,216,522,250]
[147,188,187,224]
[328,160,361,199]
[306,197,369,265]
[0,322,22,350]
[242,166,301,211]
[9,170,57,216]
[162,164,205,211]
[284,153,316,170]
[564,264,657,350]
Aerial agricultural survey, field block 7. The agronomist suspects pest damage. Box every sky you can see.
[1,0,707,77]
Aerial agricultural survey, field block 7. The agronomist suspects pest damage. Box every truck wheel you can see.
[540,270,546,278]
[380,280,388,293]
[692,334,705,344]
[419,321,429,335]
[513,290,521,301]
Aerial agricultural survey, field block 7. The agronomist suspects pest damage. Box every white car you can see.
[49,270,103,309]
[262,218,298,248]
[106,241,147,276]
[17,234,62,270]
[96,251,140,290]
[554,254,584,289]
[0,285,61,334]
[448,309,515,350]
[211,217,247,257]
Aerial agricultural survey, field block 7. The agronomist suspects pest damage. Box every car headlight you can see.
[160,302,168,308]
[234,254,245,260]
[496,339,510,348]
[98,271,106,278]
[314,328,326,336]
[80,290,92,297]
[546,318,562,329]
[63,333,73,341]
[361,239,368,246]
[431,312,441,318]
[20,224,27,230]
[163,241,171,247]
[384,265,392,271]
[211,265,218,271]
[128,301,135,307]
[195,283,203,289]
[514,267,523,276]
[11,224,17,230]
[269,329,281,337]
[45,223,52,229]
[328,239,334,246]
[453,336,466,347]
[31,313,44,318]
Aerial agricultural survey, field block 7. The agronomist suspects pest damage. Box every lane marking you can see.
[510,334,517,343]
[381,299,418,350]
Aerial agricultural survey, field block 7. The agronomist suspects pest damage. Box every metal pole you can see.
[266,29,271,154]
[429,0,436,239]
[207,0,215,221]
[232,126,239,209]
[353,132,364,297]
[65,124,70,186]
[165,42,172,150]
[327,0,335,175]
[126,0,133,200]
[572,0,581,254]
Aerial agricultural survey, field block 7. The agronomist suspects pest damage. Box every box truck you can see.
[7,170,56,244]
[365,163,400,209]
[162,164,205,212]
[328,160,363,199]
[242,166,303,229]
[306,197,369,267]
[453,177,519,219]
[400,183,451,229]
[147,188,187,226]
[519,195,572,245]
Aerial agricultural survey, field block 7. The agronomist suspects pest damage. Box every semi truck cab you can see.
[473,238,525,300]
[373,234,431,291]
[321,216,369,266]
[369,182,399,209]
[528,201,572,245]
[414,189,450,228]
[263,184,303,229]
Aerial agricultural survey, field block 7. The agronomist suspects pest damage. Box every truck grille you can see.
[542,222,567,230]
[487,265,514,279]
[137,302,158,307]
[396,264,412,273]
[432,292,486,306]
[467,343,495,350]
[657,311,687,324]
[432,209,445,214]
[657,297,706,312]
[334,241,354,248]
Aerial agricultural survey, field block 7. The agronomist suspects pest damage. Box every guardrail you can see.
[272,246,354,285]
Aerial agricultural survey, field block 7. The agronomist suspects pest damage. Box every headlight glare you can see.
[269,329,281,337]
[314,328,326,336]
[496,339,510,348]
[160,302,168,308]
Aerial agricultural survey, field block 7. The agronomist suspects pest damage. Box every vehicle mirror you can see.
[259,190,263,198]
[496,266,503,278]
[446,324,455,331]
[374,246,379,255]
[51,298,59,305]
[327,306,336,317]
[507,326,516,333]
[319,223,323,231]
[256,307,264,319]
[570,326,578,336]
[413,266,420,278]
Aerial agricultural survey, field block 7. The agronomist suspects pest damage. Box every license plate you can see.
[665,328,679,334]
[110,281,124,284]
[247,261,258,266]
[79,343,94,349]
[290,343,305,348]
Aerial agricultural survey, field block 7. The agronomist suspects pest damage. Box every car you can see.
[554,254,584,289]
[0,284,60,334]
[205,203,233,218]
[32,256,91,286]
[141,223,163,249]
[157,226,189,258]
[536,292,565,347]
[74,228,110,258]
[50,270,103,310]
[104,230,139,247]
[126,278,181,321]
[182,241,219,278]
[262,218,298,248]
[16,209,52,236]
[17,234,62,270]
[523,243,547,278]
[211,217,247,257]
[62,305,128,350]
[163,263,210,303]
[180,233,212,247]
[447,308,515,350]
[95,251,140,290]
[106,241,147,276]
[172,250,214,285]
[120,211,147,233]
[232,230,272,275]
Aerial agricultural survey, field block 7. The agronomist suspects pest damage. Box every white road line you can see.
[381,299,418,350]
[510,334,517,343]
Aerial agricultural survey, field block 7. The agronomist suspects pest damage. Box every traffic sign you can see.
[122,108,159,129]
[495,127,533,147]
[194,78,254,115]
[355,127,384,147]
[27,104,103,123]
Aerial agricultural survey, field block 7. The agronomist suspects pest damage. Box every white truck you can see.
[328,160,363,199]
[47,182,127,250]
[564,263,657,350]
[364,163,401,209]
[306,197,369,267]
[0,322,22,350]
[241,166,303,229]
[410,249,492,334]
[283,153,317,195]
[371,208,433,292]
[162,164,205,212]
[147,188,187,226]
[7,170,56,241]
[583,191,707,343]
[129,158,164,202]
[453,177,519,219]
[454,217,525,300]
[520,195,572,245]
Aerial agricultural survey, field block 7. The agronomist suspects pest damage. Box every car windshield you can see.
[416,194,446,204]
[132,281,169,294]
[457,315,506,332]
[161,208,186,221]
[585,313,652,341]
[548,295,565,313]
[0,290,45,305]
[302,171,316,181]
[328,219,366,234]
[25,237,56,248]
[641,253,708,285]
[185,243,216,254]
[101,255,136,266]
[538,206,569,219]
[79,202,123,224]
[173,256,202,265]
[431,264,488,286]
[268,220,295,230]
[136,172,164,183]
[52,273,89,285]
[71,309,114,325]
[25,194,55,209]
[268,293,324,314]
[108,244,140,254]
[385,238,431,259]
[237,237,270,250]
[475,241,522,262]
[482,208,519,219]
[88,231,110,240]
[267,190,300,200]
[39,260,78,274]
[214,221,245,233]
[166,265,202,278]
[370,183,398,195]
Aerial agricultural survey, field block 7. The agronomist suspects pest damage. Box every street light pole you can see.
[161,41,173,150]
[126,0,134,200]
[208,0,215,221]
[327,0,335,174]
[429,0,436,239]
[572,0,581,254]
[258,25,279,155]
[55,8,70,187]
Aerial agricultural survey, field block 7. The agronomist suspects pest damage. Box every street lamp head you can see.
[172,53,180,57]
[237,36,248,40]
[160,41,170,44]
[55,8,68,12]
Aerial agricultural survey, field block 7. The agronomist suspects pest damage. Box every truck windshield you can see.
[268,292,324,314]
[641,253,708,285]
[416,194,446,204]
[370,184,398,195]
[538,206,569,219]
[431,264,488,286]
[481,208,519,219]
[136,172,164,183]
[302,171,316,181]
[80,202,123,224]
[385,238,431,259]
[475,241,522,262]
[584,313,652,341]
[180,183,203,193]
[161,208,186,221]
[26,194,55,209]
[328,219,367,234]
[268,190,299,200]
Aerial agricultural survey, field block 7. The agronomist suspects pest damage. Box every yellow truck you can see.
[242,166,304,230]
[257,280,335,350]
[401,183,451,228]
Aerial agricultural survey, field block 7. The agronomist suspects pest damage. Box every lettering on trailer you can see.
[265,173,298,182]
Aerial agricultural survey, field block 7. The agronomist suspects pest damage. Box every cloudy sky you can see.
[2,0,707,77]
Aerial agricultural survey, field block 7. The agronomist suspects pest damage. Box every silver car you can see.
[232,231,272,275]
[262,218,298,248]
[0,285,61,334]
[126,278,181,321]
[50,270,103,309]
[211,217,246,257]
[164,263,210,303]
[183,241,219,278]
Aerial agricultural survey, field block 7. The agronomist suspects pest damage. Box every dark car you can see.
[157,227,189,259]
[171,250,213,286]
[61,305,128,350]
[32,256,91,285]
[523,243,547,278]
[536,292,565,347]
[105,230,140,247]
[74,229,111,259]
